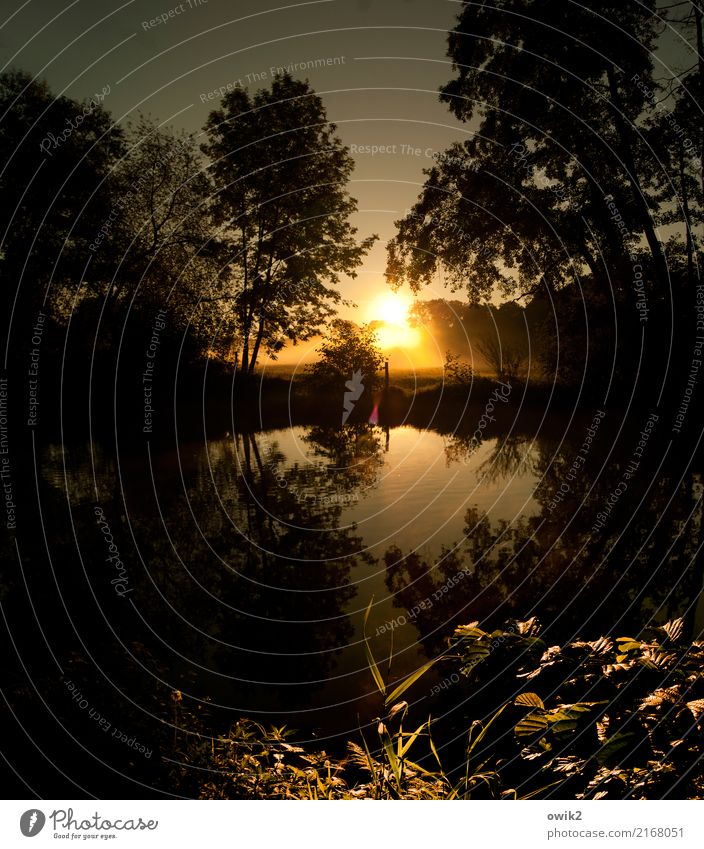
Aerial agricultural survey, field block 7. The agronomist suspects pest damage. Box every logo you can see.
[20,810,46,837]
[342,370,365,424]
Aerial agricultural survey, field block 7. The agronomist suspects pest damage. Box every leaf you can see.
[685,699,704,721]
[516,616,542,637]
[662,618,684,644]
[398,721,428,758]
[615,637,641,652]
[587,636,613,655]
[363,597,386,696]
[597,731,639,766]
[377,723,402,787]
[515,692,545,709]
[387,701,408,719]
[515,712,550,738]
[467,703,508,757]
[364,637,386,696]
[384,659,435,707]
[550,719,579,737]
[428,719,443,770]
[603,662,634,676]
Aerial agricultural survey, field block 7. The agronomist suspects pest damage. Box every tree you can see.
[386,1,670,302]
[0,69,123,349]
[79,116,226,355]
[307,319,384,397]
[203,73,376,375]
[475,335,525,382]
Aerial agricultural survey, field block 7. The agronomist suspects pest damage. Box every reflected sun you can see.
[367,292,421,350]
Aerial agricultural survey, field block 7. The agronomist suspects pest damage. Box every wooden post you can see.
[384,359,389,390]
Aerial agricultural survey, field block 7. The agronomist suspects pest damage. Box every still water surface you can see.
[40,416,704,744]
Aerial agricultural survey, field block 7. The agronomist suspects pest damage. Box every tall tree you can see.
[0,69,122,349]
[203,73,376,375]
[79,116,225,358]
[387,1,669,303]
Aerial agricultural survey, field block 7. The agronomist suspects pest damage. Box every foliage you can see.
[386,1,703,391]
[387,0,668,300]
[446,617,704,799]
[203,73,376,373]
[0,69,123,352]
[443,350,474,386]
[475,335,526,382]
[307,319,384,395]
[169,615,704,800]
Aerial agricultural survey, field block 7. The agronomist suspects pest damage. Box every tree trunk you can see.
[694,4,704,198]
[678,138,695,290]
[606,65,669,292]
[248,314,266,375]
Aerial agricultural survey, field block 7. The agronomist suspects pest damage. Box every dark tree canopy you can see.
[386,0,678,301]
[203,73,376,374]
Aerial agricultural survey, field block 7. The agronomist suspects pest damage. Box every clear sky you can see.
[1,0,469,329]
[3,1,691,369]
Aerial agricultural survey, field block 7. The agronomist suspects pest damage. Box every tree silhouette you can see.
[203,73,376,375]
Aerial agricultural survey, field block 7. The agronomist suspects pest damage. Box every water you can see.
[29,411,704,754]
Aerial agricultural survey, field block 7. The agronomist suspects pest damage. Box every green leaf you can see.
[363,597,386,696]
[378,724,402,787]
[662,618,684,644]
[364,637,386,697]
[550,719,579,737]
[615,637,641,652]
[398,721,428,758]
[515,712,550,738]
[384,659,435,707]
[467,703,508,757]
[515,692,545,709]
[597,731,639,766]
[428,719,443,770]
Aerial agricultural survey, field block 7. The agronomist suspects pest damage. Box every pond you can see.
[30,406,704,756]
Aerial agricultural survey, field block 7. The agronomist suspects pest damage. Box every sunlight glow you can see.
[367,292,421,350]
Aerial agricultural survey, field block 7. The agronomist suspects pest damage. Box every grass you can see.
[169,616,704,799]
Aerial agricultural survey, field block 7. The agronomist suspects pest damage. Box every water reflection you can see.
[3,411,703,795]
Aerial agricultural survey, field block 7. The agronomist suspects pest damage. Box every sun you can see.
[367,292,421,350]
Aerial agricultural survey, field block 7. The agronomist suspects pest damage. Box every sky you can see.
[2,1,694,367]
[1,0,469,348]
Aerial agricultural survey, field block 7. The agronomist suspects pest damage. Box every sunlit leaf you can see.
[597,731,640,766]
[384,659,435,707]
[515,692,545,709]
[515,712,550,738]
[662,618,684,644]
